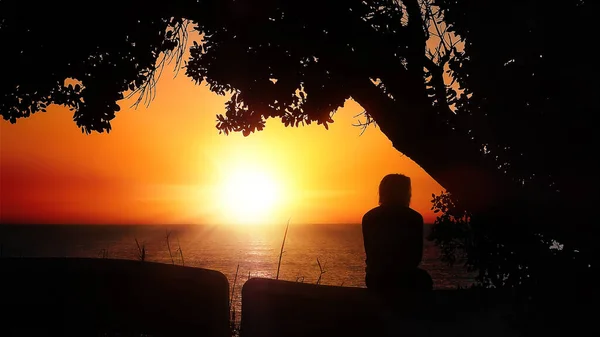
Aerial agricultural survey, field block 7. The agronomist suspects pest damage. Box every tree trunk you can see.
[350,78,512,213]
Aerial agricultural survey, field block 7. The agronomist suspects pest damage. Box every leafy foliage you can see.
[428,192,584,291]
[427,0,596,290]
[184,0,417,136]
[1,0,419,136]
[428,192,471,268]
[0,1,188,133]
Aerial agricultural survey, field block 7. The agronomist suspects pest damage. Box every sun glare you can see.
[216,168,281,225]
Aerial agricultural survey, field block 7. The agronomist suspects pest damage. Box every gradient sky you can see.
[0,62,444,226]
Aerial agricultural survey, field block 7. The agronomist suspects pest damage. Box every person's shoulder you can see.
[362,206,382,223]
[407,208,424,222]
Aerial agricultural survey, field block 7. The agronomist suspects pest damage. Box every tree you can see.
[427,2,596,333]
[430,0,596,279]
[2,0,507,220]
[1,0,595,296]
[0,0,492,202]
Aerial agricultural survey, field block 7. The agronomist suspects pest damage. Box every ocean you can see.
[0,224,475,312]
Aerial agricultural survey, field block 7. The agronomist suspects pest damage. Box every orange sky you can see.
[0,63,444,226]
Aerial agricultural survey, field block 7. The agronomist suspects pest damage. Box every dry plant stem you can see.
[316,258,326,285]
[177,237,184,266]
[230,263,240,309]
[134,238,146,262]
[166,230,175,265]
[276,218,291,280]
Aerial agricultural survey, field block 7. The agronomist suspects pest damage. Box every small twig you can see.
[276,218,291,280]
[176,236,185,266]
[352,110,376,135]
[230,306,237,330]
[128,19,189,109]
[98,248,109,259]
[230,263,240,309]
[316,257,327,285]
[425,1,450,55]
[135,238,146,262]
[166,230,175,265]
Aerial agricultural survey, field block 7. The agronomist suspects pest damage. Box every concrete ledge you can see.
[0,258,230,337]
[241,277,518,337]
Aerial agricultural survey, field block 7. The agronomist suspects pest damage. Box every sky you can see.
[0,63,444,226]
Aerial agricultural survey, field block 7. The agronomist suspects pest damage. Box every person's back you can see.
[362,174,432,293]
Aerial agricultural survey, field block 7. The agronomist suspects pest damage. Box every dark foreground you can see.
[0,258,229,337]
[0,258,594,337]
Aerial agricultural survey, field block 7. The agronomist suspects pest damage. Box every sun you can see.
[216,168,281,225]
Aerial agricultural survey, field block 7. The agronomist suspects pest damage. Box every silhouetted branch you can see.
[128,18,189,109]
[352,110,377,135]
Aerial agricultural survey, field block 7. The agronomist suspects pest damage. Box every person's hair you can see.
[378,174,412,207]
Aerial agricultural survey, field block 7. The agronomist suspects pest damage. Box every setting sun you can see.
[216,168,282,226]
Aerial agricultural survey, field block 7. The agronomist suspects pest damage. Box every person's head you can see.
[378,174,412,207]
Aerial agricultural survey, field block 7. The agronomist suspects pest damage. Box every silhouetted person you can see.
[362,174,433,294]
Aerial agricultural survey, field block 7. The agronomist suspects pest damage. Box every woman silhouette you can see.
[362,174,433,293]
